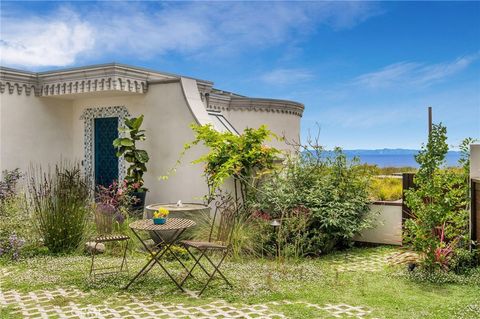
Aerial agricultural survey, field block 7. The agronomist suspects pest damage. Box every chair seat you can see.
[181,240,227,250]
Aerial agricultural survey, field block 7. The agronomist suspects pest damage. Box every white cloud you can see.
[261,68,314,85]
[0,9,95,67]
[0,2,381,68]
[354,54,479,89]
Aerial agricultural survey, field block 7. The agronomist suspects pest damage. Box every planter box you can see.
[354,201,403,246]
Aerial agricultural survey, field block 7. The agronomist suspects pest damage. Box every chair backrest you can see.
[208,192,238,245]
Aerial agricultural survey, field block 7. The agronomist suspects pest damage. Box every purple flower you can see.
[97,203,117,216]
[114,212,125,224]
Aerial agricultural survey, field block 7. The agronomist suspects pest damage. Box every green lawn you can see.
[0,246,479,318]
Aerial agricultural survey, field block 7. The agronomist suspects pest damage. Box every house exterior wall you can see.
[470,144,480,179]
[70,81,209,205]
[225,109,301,151]
[0,93,73,173]
[0,63,304,207]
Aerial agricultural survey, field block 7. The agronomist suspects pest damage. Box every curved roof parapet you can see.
[180,77,220,129]
[229,97,304,117]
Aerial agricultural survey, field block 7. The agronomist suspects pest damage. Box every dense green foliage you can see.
[26,162,92,254]
[113,115,149,191]
[404,123,475,271]
[250,147,373,257]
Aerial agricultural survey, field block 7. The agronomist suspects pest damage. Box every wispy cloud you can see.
[260,68,314,85]
[0,2,382,68]
[354,53,479,89]
[0,8,95,67]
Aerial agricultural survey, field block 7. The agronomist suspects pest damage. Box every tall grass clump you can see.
[369,177,402,201]
[26,162,92,254]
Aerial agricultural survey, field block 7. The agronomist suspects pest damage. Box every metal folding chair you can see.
[180,194,237,295]
[89,234,130,278]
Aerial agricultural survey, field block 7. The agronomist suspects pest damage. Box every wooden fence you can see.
[471,178,480,245]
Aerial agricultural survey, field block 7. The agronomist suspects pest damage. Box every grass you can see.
[0,246,479,318]
[369,177,403,201]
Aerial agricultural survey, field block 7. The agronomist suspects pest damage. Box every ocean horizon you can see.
[318,150,462,168]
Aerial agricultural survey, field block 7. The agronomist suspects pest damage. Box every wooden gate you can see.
[471,178,480,244]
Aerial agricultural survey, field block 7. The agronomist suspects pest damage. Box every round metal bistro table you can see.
[145,203,210,243]
[125,218,196,291]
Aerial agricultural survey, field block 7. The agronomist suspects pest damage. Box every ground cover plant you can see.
[0,247,479,319]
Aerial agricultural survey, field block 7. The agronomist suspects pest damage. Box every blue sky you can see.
[1,1,479,149]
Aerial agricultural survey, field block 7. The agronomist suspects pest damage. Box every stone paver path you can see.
[331,251,397,273]
[0,266,380,318]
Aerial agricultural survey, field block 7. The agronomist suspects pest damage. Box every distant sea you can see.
[320,149,462,168]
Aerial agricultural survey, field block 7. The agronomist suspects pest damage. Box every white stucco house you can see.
[0,63,304,204]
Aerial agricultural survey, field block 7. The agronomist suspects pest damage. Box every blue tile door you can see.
[94,117,119,187]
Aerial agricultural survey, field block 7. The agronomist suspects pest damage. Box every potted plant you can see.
[153,207,169,225]
[113,115,149,215]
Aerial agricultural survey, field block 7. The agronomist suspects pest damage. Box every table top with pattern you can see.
[129,218,196,231]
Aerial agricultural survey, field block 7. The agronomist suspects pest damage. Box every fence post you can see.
[402,173,415,221]
[471,179,479,247]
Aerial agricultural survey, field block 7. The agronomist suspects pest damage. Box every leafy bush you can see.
[404,123,475,271]
[251,147,373,257]
[369,177,402,201]
[26,162,92,254]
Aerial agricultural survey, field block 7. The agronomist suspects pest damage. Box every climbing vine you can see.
[166,124,280,202]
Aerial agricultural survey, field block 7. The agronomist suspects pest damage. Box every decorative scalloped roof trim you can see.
[208,96,304,117]
[0,63,212,97]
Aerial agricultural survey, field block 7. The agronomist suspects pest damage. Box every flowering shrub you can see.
[0,233,25,261]
[0,169,22,202]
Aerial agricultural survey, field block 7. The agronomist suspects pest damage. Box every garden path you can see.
[0,250,395,318]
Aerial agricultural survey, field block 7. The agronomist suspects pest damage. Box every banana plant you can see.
[113,115,149,191]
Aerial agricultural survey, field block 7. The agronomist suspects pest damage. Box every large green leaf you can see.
[118,138,134,147]
[131,115,144,130]
[112,138,122,147]
[134,150,149,163]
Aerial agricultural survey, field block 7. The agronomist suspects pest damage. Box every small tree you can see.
[404,123,473,270]
[113,115,149,192]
